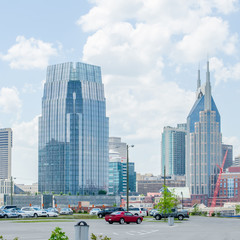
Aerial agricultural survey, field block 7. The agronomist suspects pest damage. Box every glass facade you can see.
[161,125,186,176]
[0,128,12,180]
[108,139,136,196]
[38,62,109,195]
[186,63,222,197]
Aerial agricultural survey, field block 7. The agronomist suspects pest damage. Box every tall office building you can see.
[108,138,136,195]
[0,128,12,180]
[38,62,109,195]
[161,125,186,176]
[222,144,233,170]
[234,155,240,166]
[186,62,222,197]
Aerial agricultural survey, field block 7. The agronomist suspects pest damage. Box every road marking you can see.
[126,229,159,236]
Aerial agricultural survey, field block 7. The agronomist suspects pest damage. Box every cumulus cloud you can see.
[77,0,239,174]
[12,116,39,184]
[0,87,22,114]
[210,57,240,85]
[173,17,237,63]
[0,36,58,70]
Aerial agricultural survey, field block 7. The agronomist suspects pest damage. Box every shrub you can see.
[49,227,69,240]
[211,212,215,217]
[216,212,221,217]
[0,236,18,240]
[91,233,111,240]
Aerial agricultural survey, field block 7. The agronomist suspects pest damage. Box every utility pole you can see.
[126,144,134,211]
[127,145,129,211]
[163,166,166,219]
[10,176,13,205]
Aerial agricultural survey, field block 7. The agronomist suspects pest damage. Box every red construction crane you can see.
[209,149,228,216]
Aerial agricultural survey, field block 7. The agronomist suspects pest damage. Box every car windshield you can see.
[111,211,122,215]
[33,208,40,210]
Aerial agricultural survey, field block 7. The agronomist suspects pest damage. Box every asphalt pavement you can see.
[0,216,239,240]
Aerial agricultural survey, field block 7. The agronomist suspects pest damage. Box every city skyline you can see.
[0,1,240,184]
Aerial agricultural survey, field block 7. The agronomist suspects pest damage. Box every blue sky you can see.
[0,0,240,184]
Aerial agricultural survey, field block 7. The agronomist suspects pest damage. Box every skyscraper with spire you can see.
[186,61,222,197]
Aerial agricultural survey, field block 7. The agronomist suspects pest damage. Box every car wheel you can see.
[34,213,38,218]
[178,215,184,221]
[108,221,113,224]
[47,214,49,217]
[155,215,161,220]
[98,213,103,218]
[136,218,142,224]
[19,215,22,218]
[4,215,8,219]
[119,218,125,224]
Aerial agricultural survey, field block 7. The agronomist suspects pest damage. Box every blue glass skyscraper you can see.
[161,125,186,177]
[38,62,109,195]
[186,62,222,197]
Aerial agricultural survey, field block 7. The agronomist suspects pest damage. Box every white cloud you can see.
[0,36,58,70]
[0,87,22,114]
[210,57,240,85]
[12,116,39,184]
[173,17,238,63]
[78,0,239,175]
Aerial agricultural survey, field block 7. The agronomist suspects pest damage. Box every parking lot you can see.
[0,216,240,240]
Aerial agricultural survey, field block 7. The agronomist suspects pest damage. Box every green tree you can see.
[235,205,240,214]
[98,190,107,195]
[49,227,69,240]
[156,185,179,216]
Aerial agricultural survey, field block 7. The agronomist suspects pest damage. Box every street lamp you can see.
[10,176,16,205]
[181,191,183,210]
[126,144,134,211]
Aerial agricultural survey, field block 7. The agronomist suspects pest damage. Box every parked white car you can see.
[89,208,101,215]
[45,209,58,217]
[21,207,47,217]
[128,207,146,217]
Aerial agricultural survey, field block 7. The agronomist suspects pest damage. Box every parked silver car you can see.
[59,208,73,215]
[1,209,18,218]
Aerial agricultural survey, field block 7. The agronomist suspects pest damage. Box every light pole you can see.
[10,176,16,205]
[181,191,183,210]
[126,144,134,211]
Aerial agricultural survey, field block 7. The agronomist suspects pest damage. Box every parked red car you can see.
[105,211,143,224]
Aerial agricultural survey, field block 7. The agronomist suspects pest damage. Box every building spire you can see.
[204,60,211,111]
[197,66,201,89]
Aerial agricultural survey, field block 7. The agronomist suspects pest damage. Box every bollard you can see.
[75,221,89,240]
[168,216,174,226]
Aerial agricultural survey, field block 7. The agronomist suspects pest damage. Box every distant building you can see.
[109,137,127,160]
[0,179,11,194]
[186,62,222,197]
[0,128,12,180]
[137,176,186,195]
[161,125,186,176]
[233,155,240,166]
[108,138,136,195]
[16,183,38,194]
[222,144,233,170]
[218,167,240,201]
